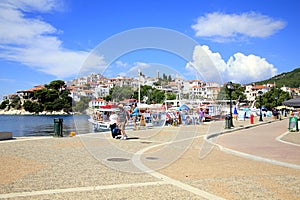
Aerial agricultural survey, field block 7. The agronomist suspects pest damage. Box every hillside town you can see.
[1,71,300,115]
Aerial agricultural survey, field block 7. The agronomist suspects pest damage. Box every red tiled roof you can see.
[252,85,267,90]
[91,98,106,102]
[18,85,45,93]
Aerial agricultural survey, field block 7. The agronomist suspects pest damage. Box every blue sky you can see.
[0,0,299,99]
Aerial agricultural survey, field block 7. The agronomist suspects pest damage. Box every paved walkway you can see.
[215,119,300,168]
[0,117,299,199]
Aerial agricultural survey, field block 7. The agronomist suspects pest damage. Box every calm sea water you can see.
[0,115,93,137]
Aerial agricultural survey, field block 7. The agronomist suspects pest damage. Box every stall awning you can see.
[283,97,300,108]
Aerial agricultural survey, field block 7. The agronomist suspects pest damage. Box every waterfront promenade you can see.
[0,117,299,199]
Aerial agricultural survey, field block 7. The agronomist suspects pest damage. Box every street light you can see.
[148,89,152,104]
[274,96,278,107]
[226,81,234,128]
[284,99,287,117]
[274,96,278,119]
[258,90,263,122]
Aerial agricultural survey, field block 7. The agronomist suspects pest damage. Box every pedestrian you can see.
[199,108,204,123]
[117,104,129,140]
[272,108,278,119]
[130,103,139,130]
[109,110,119,139]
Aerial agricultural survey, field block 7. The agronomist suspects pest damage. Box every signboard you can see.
[288,117,299,132]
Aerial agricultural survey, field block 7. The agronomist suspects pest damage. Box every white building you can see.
[204,82,220,100]
[89,98,107,108]
[94,85,110,98]
[244,84,270,102]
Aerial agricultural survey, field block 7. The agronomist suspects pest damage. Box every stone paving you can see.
[0,116,299,199]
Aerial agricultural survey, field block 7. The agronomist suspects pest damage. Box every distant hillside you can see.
[253,67,300,88]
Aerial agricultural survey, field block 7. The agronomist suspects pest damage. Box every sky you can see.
[0,0,300,99]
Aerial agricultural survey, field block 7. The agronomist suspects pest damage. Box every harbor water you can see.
[0,115,93,137]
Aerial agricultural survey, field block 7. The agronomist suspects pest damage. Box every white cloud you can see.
[185,45,225,82]
[115,61,129,68]
[2,0,63,13]
[187,45,278,83]
[0,0,88,78]
[227,53,277,83]
[0,78,15,82]
[192,12,286,42]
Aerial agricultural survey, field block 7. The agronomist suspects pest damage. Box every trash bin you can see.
[288,116,299,132]
[54,118,63,137]
[225,115,231,129]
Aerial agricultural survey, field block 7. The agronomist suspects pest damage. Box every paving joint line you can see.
[132,136,225,200]
[0,181,167,199]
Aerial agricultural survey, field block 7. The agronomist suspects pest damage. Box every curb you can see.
[206,119,277,141]
[205,118,300,170]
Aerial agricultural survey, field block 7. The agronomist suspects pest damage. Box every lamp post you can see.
[148,89,152,104]
[226,81,234,128]
[138,68,141,106]
[284,99,287,117]
[274,96,278,119]
[258,90,263,122]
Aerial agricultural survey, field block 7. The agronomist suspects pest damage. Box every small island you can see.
[0,80,74,115]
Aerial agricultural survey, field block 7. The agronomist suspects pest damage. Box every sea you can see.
[0,115,94,137]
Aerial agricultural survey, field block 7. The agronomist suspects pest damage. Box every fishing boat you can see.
[88,105,119,132]
[89,104,157,132]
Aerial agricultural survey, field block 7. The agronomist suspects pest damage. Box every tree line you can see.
[218,83,291,110]
[0,80,73,114]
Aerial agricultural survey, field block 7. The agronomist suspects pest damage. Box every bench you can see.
[0,132,13,140]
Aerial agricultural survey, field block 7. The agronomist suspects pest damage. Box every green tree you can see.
[256,88,291,110]
[146,88,166,104]
[23,101,43,113]
[60,90,72,113]
[10,96,21,109]
[217,83,246,101]
[45,90,59,102]
[46,80,65,91]
[138,85,171,104]
[73,96,90,113]
[254,67,300,88]
[32,80,72,113]
[108,86,135,102]
[165,93,176,100]
[0,100,9,109]
[34,88,48,103]
[44,102,54,111]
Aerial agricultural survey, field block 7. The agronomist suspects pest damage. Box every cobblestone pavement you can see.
[0,117,299,199]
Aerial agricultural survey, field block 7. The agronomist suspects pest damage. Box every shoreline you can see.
[0,109,82,116]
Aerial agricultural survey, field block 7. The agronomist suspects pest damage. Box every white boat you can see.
[89,107,119,132]
[89,105,152,132]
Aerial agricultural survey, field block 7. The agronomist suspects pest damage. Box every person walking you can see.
[109,110,119,139]
[130,103,139,130]
[117,104,129,140]
[199,108,205,124]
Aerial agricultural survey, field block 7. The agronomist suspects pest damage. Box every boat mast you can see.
[138,68,141,106]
